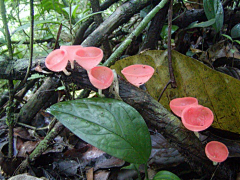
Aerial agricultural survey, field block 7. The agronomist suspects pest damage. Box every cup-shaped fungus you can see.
[121,64,154,87]
[205,141,229,165]
[181,105,214,132]
[45,49,71,75]
[74,47,103,70]
[170,97,198,117]
[60,45,82,69]
[88,66,114,96]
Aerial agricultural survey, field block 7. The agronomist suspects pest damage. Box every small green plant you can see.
[153,170,181,180]
[222,34,240,54]
[203,0,224,33]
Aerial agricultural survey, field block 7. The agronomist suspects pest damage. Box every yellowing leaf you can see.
[111,50,240,134]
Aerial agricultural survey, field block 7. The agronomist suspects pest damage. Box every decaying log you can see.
[17,77,59,124]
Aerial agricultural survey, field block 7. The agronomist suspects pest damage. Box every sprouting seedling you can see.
[121,64,154,87]
[181,105,214,138]
[88,66,114,97]
[170,97,198,117]
[45,49,71,75]
[60,45,82,69]
[74,47,103,71]
[205,141,229,166]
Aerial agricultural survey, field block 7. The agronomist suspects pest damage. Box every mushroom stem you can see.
[194,131,200,138]
[70,61,75,69]
[212,161,218,166]
[63,69,71,76]
[98,89,104,97]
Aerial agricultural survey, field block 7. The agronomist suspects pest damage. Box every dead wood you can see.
[17,77,59,124]
[140,1,169,51]
[81,0,155,47]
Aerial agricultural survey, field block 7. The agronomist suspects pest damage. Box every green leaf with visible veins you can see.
[47,98,151,164]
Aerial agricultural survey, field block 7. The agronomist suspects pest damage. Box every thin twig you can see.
[167,0,177,88]
[21,0,34,86]
[7,80,14,158]
[158,80,171,102]
[0,0,13,59]
[17,122,49,131]
[0,0,15,158]
[14,122,64,175]
[54,23,62,50]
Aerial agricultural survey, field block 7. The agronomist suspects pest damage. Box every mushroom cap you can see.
[170,97,198,117]
[60,45,82,62]
[74,47,103,70]
[121,64,154,87]
[205,141,229,162]
[88,66,114,90]
[45,49,68,72]
[181,105,214,131]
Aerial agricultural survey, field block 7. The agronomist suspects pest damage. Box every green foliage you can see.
[47,98,152,164]
[203,0,223,32]
[222,34,240,46]
[231,23,240,38]
[153,170,181,180]
[187,19,216,29]
[160,25,179,39]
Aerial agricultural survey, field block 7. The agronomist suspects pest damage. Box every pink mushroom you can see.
[60,45,82,69]
[74,47,103,70]
[45,49,71,75]
[205,141,229,164]
[181,105,214,132]
[121,64,154,87]
[170,97,198,117]
[88,66,114,96]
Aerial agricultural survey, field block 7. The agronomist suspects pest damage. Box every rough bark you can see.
[73,0,119,45]
[90,0,112,59]
[17,77,59,124]
[81,0,154,47]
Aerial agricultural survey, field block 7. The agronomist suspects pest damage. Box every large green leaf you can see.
[203,0,223,33]
[47,98,151,164]
[111,50,240,134]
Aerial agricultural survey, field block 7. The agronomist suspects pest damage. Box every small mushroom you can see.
[88,66,114,97]
[121,64,154,87]
[74,47,103,71]
[60,45,82,69]
[205,141,229,165]
[45,49,71,75]
[170,97,198,117]
[181,105,214,132]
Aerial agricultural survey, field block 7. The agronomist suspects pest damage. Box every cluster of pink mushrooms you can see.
[170,97,229,165]
[45,45,155,95]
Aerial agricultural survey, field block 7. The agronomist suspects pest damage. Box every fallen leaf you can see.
[112,50,240,134]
